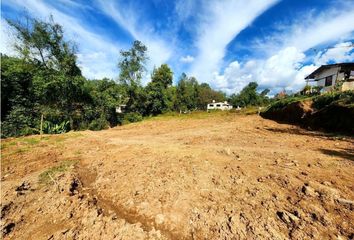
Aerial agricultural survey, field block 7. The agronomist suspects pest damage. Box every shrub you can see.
[312,91,354,109]
[267,95,310,111]
[43,120,70,134]
[88,117,109,131]
[123,112,143,124]
[1,106,38,138]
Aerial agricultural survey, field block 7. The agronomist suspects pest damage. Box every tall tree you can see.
[7,15,81,76]
[145,64,173,115]
[118,40,148,113]
[176,73,199,111]
[230,82,270,107]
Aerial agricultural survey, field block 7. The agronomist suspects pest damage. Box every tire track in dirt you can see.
[75,163,183,240]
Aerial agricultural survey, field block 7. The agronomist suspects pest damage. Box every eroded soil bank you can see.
[1,114,354,239]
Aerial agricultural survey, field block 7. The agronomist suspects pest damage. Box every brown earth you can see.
[1,113,354,239]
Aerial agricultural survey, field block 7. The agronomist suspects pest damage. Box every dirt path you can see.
[1,113,354,239]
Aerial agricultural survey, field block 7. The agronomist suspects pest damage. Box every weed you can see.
[38,160,78,184]
[22,138,41,145]
[0,141,17,150]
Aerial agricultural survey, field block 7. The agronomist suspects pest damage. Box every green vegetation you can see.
[266,95,311,111]
[312,91,354,109]
[38,160,77,184]
[229,82,271,107]
[266,91,354,111]
[1,16,274,138]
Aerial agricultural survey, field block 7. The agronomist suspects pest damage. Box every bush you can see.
[88,117,109,131]
[267,95,310,111]
[312,91,354,109]
[1,106,38,138]
[123,112,143,124]
[43,120,70,134]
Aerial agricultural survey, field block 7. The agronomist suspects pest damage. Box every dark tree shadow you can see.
[264,126,354,139]
[318,148,354,161]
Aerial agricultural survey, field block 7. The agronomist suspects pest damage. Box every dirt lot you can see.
[1,113,354,239]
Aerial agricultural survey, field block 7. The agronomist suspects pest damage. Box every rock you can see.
[16,181,31,192]
[15,181,31,195]
[336,198,354,210]
[155,214,164,225]
[2,222,15,235]
[301,185,318,197]
[322,181,331,186]
[276,210,299,226]
[1,201,13,219]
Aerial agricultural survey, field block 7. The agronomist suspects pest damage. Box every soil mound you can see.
[261,95,354,134]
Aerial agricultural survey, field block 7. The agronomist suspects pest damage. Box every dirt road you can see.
[1,113,354,239]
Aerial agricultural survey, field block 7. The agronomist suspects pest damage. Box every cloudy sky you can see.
[1,0,354,94]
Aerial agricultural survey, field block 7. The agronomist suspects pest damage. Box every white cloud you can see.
[212,47,317,95]
[0,18,18,56]
[180,55,194,63]
[252,6,354,57]
[190,0,279,83]
[314,42,354,65]
[213,6,354,94]
[1,0,124,79]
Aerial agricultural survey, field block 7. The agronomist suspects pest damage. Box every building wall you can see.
[315,66,340,88]
[342,81,354,91]
[207,102,232,111]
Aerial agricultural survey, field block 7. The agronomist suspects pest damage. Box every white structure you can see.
[305,63,354,92]
[115,105,126,113]
[207,100,233,111]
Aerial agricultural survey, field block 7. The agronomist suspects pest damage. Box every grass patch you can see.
[0,141,17,150]
[22,137,41,145]
[38,160,78,184]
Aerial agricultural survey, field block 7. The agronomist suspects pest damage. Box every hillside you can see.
[1,113,354,239]
[261,91,354,134]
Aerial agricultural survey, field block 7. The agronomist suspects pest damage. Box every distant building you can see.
[207,100,233,111]
[305,63,354,92]
[115,105,126,113]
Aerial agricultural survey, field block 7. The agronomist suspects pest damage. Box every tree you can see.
[176,73,199,111]
[118,40,148,113]
[229,82,270,107]
[151,64,173,88]
[145,64,173,115]
[7,15,81,76]
[196,83,226,110]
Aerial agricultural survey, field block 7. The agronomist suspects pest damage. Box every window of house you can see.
[216,104,221,107]
[209,104,214,107]
[325,76,332,86]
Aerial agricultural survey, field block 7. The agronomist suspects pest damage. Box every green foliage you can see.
[176,74,199,111]
[145,64,174,115]
[118,40,148,113]
[196,83,226,110]
[43,120,70,134]
[151,64,173,88]
[123,112,143,124]
[38,160,77,184]
[229,82,270,107]
[312,91,354,109]
[1,105,39,138]
[88,117,109,131]
[7,15,81,76]
[267,95,310,111]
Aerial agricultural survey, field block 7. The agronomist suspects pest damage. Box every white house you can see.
[207,100,233,111]
[305,63,354,92]
[115,104,126,113]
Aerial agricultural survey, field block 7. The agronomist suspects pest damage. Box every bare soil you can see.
[1,113,354,239]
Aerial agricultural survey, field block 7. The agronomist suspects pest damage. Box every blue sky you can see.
[1,0,354,94]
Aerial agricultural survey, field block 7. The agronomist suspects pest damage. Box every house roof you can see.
[305,62,354,79]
